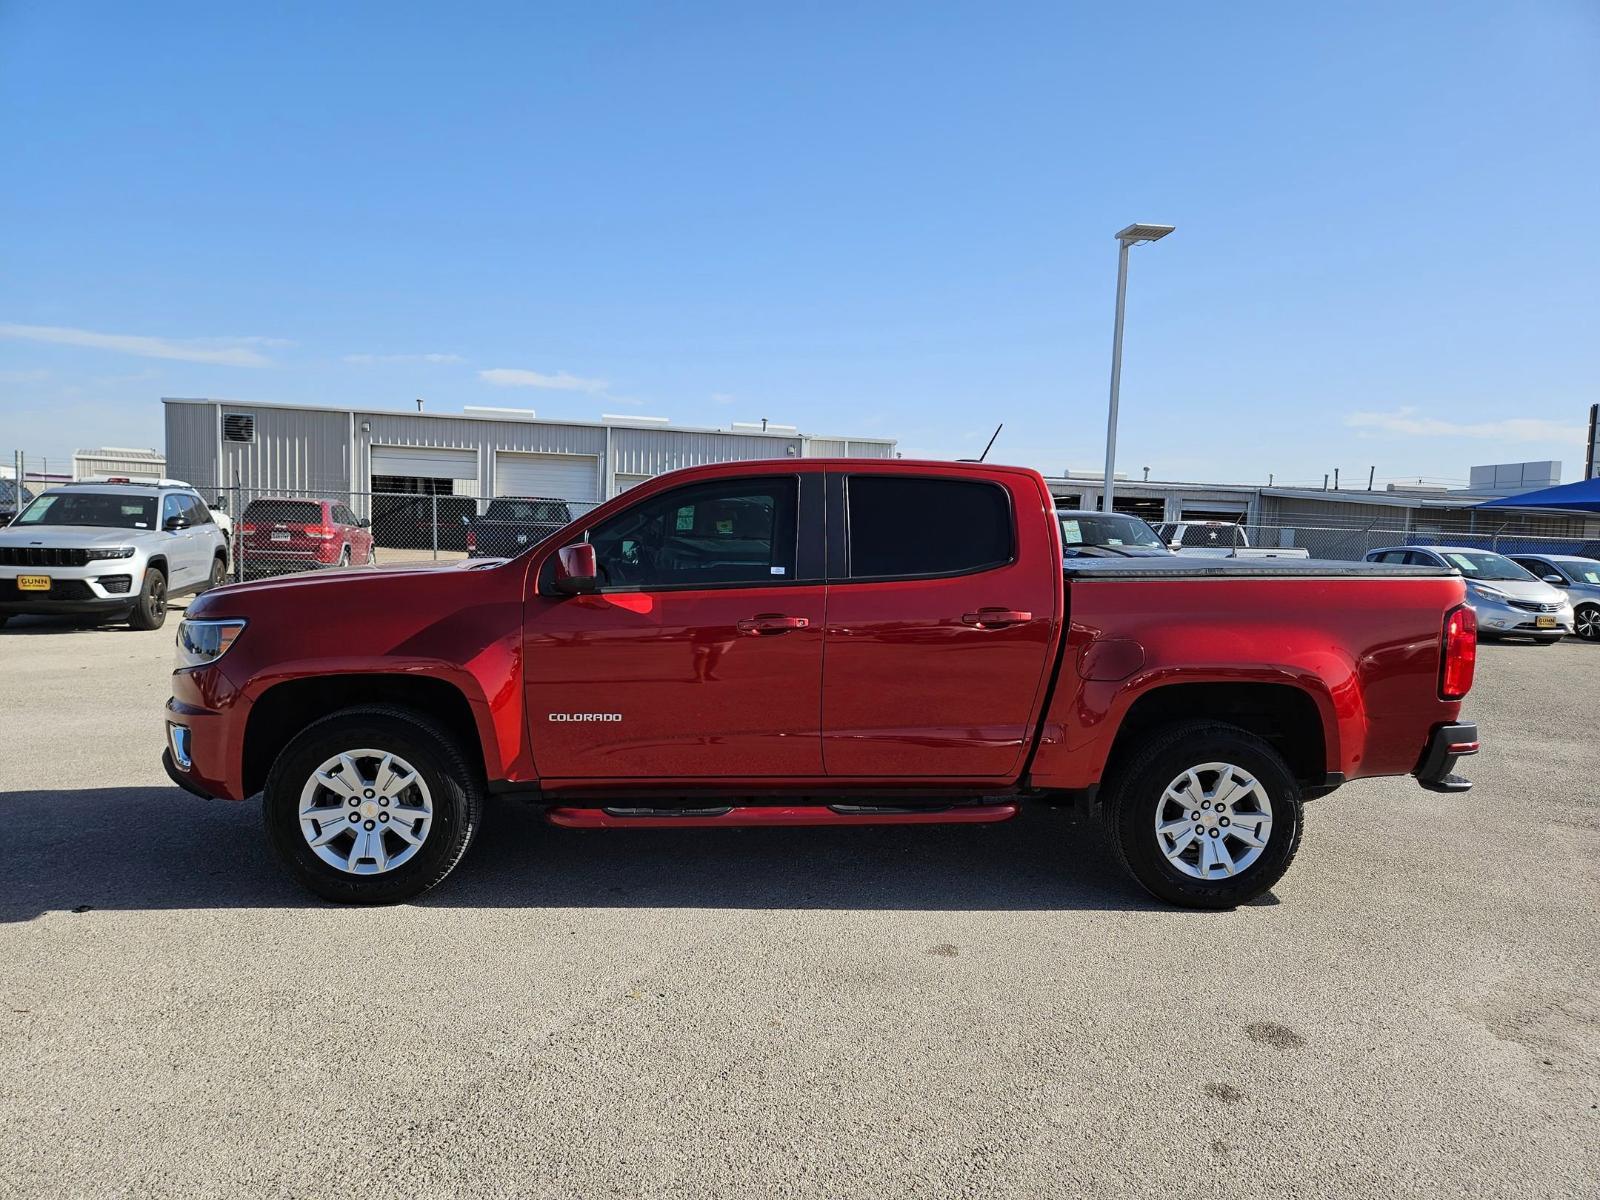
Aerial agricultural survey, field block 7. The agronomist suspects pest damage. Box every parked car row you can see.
[1055,509,1600,645]
[1365,545,1600,642]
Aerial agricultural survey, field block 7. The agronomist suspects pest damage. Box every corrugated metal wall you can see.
[72,453,166,481]
[802,437,895,458]
[610,427,801,477]
[222,404,351,492]
[166,399,898,501]
[164,401,219,486]
[360,413,607,497]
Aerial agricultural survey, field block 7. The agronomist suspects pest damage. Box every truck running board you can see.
[544,803,1020,829]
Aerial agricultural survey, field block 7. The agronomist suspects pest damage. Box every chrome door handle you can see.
[960,608,1032,629]
[737,614,810,636]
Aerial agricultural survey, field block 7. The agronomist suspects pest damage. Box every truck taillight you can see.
[466,529,477,551]
[1440,605,1477,700]
[308,526,336,540]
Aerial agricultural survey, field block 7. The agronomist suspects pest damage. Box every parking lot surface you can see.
[1,611,1596,1198]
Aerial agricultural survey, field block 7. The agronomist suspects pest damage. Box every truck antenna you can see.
[976,423,1003,463]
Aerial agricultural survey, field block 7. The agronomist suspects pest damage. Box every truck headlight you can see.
[87,546,136,560]
[175,618,247,669]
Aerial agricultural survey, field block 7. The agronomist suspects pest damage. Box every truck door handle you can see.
[961,608,1032,629]
[737,614,810,635]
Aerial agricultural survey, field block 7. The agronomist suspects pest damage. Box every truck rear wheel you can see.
[1100,721,1303,909]
[263,706,483,904]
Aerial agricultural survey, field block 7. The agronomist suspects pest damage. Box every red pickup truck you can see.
[164,460,1480,909]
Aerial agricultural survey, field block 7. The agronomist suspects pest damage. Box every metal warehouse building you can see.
[163,397,896,509]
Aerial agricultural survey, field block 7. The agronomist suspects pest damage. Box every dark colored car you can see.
[1,479,35,526]
[370,493,477,551]
[1057,509,1174,558]
[166,459,1480,910]
[466,498,574,558]
[237,498,375,578]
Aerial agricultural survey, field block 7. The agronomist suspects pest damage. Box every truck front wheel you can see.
[263,706,483,904]
[1100,721,1304,909]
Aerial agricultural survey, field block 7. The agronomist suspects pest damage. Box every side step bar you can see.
[545,803,1019,829]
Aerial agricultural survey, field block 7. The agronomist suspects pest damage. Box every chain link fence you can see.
[193,485,600,582]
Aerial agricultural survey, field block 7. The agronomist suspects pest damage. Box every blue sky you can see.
[3,1,1597,485]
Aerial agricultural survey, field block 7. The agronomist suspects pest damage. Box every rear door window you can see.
[846,476,1013,579]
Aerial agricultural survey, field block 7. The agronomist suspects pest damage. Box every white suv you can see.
[0,481,230,631]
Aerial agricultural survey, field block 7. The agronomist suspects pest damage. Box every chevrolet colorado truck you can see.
[164,460,1480,909]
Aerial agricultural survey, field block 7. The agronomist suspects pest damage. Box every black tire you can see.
[367,543,378,566]
[200,554,228,593]
[127,567,168,630]
[263,706,483,904]
[1574,604,1600,642]
[1100,720,1304,909]
[339,545,351,568]
[0,614,8,630]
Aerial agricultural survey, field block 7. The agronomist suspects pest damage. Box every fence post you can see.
[431,494,439,561]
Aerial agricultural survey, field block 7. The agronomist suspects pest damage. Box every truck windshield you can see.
[16,492,158,529]
[1059,513,1165,549]
[1440,551,1535,581]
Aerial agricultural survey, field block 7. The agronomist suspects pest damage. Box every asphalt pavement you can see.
[1,608,1595,1198]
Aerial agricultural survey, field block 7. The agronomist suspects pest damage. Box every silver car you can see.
[0,481,229,631]
[1364,545,1574,643]
[1510,553,1600,642]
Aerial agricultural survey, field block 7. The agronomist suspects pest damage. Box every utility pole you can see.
[1102,223,1175,510]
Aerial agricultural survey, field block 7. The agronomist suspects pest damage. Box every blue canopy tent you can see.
[1478,477,1600,512]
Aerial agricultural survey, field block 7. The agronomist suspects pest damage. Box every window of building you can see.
[222,413,255,443]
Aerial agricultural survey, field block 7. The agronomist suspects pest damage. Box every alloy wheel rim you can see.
[1578,607,1600,640]
[298,749,434,875]
[149,576,165,616]
[1154,762,1273,879]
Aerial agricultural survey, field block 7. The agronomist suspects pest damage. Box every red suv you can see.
[237,498,375,578]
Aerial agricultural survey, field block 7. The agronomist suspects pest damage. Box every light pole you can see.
[1102,222,1174,511]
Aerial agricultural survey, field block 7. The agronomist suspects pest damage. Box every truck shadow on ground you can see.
[0,788,1269,921]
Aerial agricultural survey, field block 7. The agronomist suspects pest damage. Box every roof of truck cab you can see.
[1062,557,1453,580]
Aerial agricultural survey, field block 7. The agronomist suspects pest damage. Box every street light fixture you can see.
[1102,222,1175,510]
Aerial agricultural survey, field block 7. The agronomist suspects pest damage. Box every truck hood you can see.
[0,524,152,548]
[204,556,505,602]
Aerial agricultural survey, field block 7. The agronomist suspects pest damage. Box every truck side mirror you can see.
[554,543,599,595]
[164,515,190,532]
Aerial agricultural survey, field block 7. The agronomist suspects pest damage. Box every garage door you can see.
[370,446,478,480]
[495,452,600,502]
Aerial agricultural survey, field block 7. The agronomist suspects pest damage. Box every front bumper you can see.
[163,677,246,801]
[0,564,141,614]
[1468,594,1573,638]
[1415,721,1479,794]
